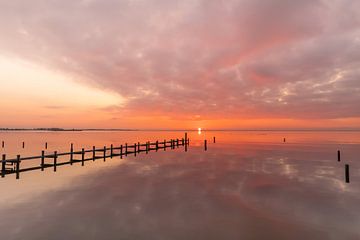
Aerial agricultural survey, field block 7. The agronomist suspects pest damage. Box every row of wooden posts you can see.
[2,137,219,150]
[1,136,351,183]
[283,138,350,184]
[1,137,216,152]
[1,135,195,180]
[1,141,49,149]
[337,150,350,183]
[283,138,350,183]
[203,137,216,151]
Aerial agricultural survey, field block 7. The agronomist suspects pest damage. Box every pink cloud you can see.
[1,0,360,122]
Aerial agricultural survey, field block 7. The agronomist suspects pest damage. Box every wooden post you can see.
[120,145,123,159]
[156,140,159,152]
[204,140,207,151]
[110,144,113,158]
[146,142,149,154]
[103,146,106,162]
[185,133,187,145]
[41,150,45,171]
[283,138,286,143]
[45,142,48,149]
[93,146,95,161]
[177,139,179,148]
[1,141,4,148]
[16,155,20,179]
[164,139,166,151]
[1,154,5,178]
[81,148,85,166]
[70,143,74,165]
[138,142,140,153]
[134,143,137,156]
[182,138,184,145]
[125,143,128,156]
[337,150,341,162]
[22,142,25,148]
[53,151,57,172]
[345,164,350,183]
[213,137,216,143]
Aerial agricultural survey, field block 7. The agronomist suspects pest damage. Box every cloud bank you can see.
[1,0,360,121]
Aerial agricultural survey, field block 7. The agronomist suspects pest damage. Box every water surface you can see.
[0,131,359,239]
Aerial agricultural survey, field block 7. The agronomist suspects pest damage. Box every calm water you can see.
[0,131,359,240]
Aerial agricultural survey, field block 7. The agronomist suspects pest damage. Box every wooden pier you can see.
[1,138,189,180]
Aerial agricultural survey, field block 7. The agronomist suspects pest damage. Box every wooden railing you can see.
[1,137,190,180]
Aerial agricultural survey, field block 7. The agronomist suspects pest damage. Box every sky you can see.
[0,0,360,129]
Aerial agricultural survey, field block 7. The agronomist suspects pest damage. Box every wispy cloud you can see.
[1,0,360,125]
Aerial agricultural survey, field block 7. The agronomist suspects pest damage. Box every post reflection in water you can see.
[0,131,359,240]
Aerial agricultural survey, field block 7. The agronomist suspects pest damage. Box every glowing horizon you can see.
[0,1,360,129]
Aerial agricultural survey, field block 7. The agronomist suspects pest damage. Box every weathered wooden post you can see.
[81,148,85,166]
[1,154,6,178]
[103,146,106,162]
[1,141,4,148]
[134,143,137,156]
[337,150,341,162]
[283,138,286,143]
[93,146,95,161]
[182,138,184,145]
[41,150,45,171]
[345,164,350,183]
[16,155,20,179]
[213,137,216,143]
[156,140,159,152]
[45,142,48,149]
[120,145,123,159]
[22,142,25,148]
[185,133,187,144]
[204,140,207,151]
[164,139,166,151]
[146,142,149,154]
[53,151,57,172]
[110,144,113,158]
[70,143,74,165]
[125,143,128,156]
[138,142,141,153]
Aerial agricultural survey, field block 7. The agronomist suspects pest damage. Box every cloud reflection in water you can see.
[0,139,359,240]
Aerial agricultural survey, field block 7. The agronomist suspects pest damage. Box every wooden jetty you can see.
[1,138,189,180]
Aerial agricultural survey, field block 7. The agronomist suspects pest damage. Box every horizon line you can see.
[1,127,360,132]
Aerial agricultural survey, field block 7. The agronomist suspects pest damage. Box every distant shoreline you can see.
[1,128,360,132]
[0,128,139,132]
